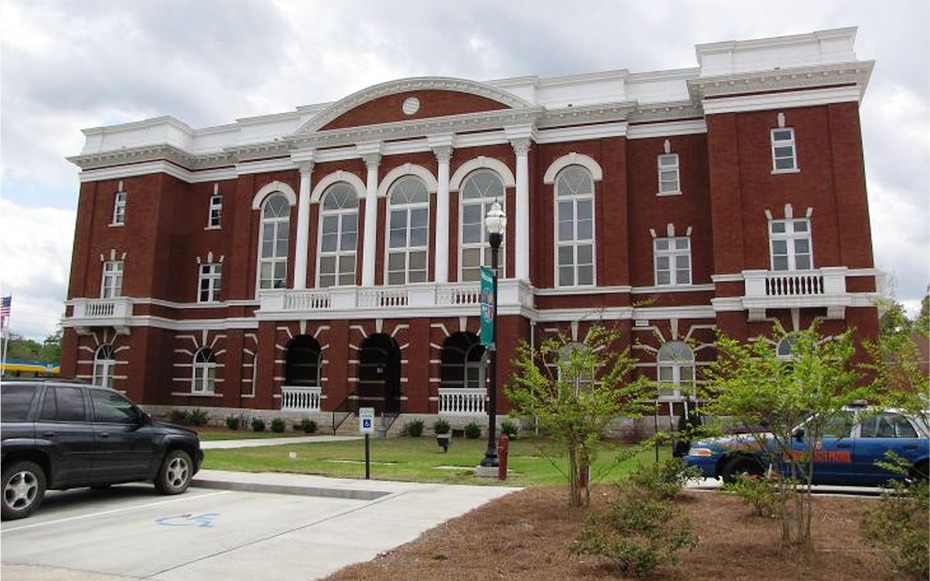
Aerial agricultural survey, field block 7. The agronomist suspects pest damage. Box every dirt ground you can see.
[323,486,894,581]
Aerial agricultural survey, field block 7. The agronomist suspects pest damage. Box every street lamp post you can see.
[481,202,506,468]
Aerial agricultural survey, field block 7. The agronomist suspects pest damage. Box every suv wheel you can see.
[721,456,764,484]
[155,450,193,495]
[2,461,47,520]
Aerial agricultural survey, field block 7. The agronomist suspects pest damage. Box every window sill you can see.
[171,392,222,398]
[771,168,800,175]
[109,222,124,228]
[656,190,682,197]
[204,225,221,231]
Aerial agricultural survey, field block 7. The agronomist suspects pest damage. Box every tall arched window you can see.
[317,183,358,287]
[460,170,505,282]
[258,193,290,290]
[93,344,115,388]
[657,341,695,396]
[555,166,595,287]
[192,348,216,394]
[387,176,429,285]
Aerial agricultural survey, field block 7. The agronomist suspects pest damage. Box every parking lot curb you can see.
[192,477,391,500]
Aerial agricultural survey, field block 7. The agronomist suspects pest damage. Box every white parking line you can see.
[0,490,232,534]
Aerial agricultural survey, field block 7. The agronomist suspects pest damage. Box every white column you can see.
[433,145,452,283]
[512,138,531,281]
[294,162,314,290]
[361,151,381,287]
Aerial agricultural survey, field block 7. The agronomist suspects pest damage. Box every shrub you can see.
[188,408,210,427]
[166,409,190,425]
[251,417,266,432]
[627,457,702,500]
[433,418,451,435]
[299,418,318,434]
[465,421,482,439]
[571,474,698,578]
[724,474,779,518]
[404,419,425,437]
[501,418,519,439]
[225,415,241,430]
[270,418,286,433]
[861,454,929,580]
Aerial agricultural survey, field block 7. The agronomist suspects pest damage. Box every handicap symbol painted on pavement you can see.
[155,513,219,528]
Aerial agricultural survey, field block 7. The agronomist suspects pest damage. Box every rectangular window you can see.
[654,237,691,286]
[208,195,222,228]
[101,260,123,298]
[769,218,812,271]
[771,128,798,172]
[112,191,127,225]
[657,153,680,194]
[198,263,222,303]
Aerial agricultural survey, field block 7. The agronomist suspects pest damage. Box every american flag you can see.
[0,295,11,331]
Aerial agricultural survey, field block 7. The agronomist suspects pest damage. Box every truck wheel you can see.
[155,450,193,495]
[721,456,764,484]
[2,461,47,520]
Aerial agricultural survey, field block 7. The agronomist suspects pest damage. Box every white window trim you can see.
[769,218,813,271]
[111,191,127,226]
[771,127,800,174]
[101,260,123,299]
[316,183,359,288]
[198,263,222,303]
[657,153,681,196]
[93,345,115,388]
[192,348,216,394]
[553,167,597,288]
[653,237,692,287]
[385,176,430,285]
[458,170,506,282]
[207,194,223,229]
[256,193,291,293]
[657,341,695,398]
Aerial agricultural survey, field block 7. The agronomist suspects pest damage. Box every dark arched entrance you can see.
[358,333,401,414]
[440,332,486,389]
[285,335,322,387]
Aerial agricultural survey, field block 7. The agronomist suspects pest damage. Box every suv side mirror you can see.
[136,407,152,426]
[793,428,805,442]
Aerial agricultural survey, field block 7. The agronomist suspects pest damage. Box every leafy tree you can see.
[505,324,650,507]
[702,323,868,550]
[914,293,929,339]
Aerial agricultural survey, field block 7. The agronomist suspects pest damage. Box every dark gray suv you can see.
[1,379,204,520]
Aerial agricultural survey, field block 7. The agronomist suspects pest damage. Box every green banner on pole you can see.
[479,266,495,347]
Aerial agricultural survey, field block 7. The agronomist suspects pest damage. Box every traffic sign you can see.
[359,407,375,434]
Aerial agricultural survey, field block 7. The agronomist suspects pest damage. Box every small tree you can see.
[505,324,650,507]
[702,323,868,549]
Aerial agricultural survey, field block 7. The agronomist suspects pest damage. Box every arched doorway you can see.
[285,336,322,387]
[358,334,401,414]
[440,332,486,389]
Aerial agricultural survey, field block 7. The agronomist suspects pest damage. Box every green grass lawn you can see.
[201,436,667,487]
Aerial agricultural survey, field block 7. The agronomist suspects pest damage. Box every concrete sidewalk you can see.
[200,434,361,449]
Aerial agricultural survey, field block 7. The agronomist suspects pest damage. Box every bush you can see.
[571,472,698,578]
[861,454,929,580]
[433,418,451,435]
[724,474,779,518]
[251,417,266,432]
[270,418,286,433]
[299,418,318,434]
[627,457,702,500]
[501,418,519,439]
[404,419,424,437]
[188,408,210,427]
[225,415,241,430]
[166,409,190,425]
[465,421,482,439]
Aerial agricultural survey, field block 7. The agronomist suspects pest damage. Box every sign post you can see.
[359,407,375,479]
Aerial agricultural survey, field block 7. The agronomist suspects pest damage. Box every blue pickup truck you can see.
[685,407,929,486]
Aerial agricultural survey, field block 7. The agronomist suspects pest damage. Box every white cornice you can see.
[689,61,873,101]
[626,119,707,140]
[701,86,863,115]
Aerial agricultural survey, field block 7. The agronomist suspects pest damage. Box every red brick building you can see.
[62,28,880,428]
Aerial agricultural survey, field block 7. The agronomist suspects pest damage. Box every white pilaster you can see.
[359,144,382,287]
[431,142,453,283]
[294,162,314,290]
[512,138,531,281]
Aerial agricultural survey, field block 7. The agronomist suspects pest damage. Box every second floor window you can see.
[101,260,123,298]
[460,170,505,282]
[318,183,358,288]
[654,237,691,286]
[555,166,595,287]
[198,263,222,303]
[112,191,127,225]
[387,176,429,285]
[771,128,798,172]
[769,218,812,271]
[208,194,222,228]
[658,153,680,194]
[258,193,290,290]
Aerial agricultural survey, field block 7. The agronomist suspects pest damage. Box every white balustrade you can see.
[438,388,487,415]
[280,386,322,411]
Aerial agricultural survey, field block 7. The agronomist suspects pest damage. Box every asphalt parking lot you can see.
[1,473,518,581]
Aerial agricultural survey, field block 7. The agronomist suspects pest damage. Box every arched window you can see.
[440,332,486,389]
[555,166,595,287]
[387,176,429,285]
[777,336,797,359]
[558,342,595,391]
[93,344,115,388]
[258,193,290,290]
[317,183,358,287]
[460,170,505,282]
[192,348,216,394]
[657,341,695,397]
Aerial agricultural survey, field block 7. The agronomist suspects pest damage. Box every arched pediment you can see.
[295,77,534,135]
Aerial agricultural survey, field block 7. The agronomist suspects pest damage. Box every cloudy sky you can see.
[1,0,928,341]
